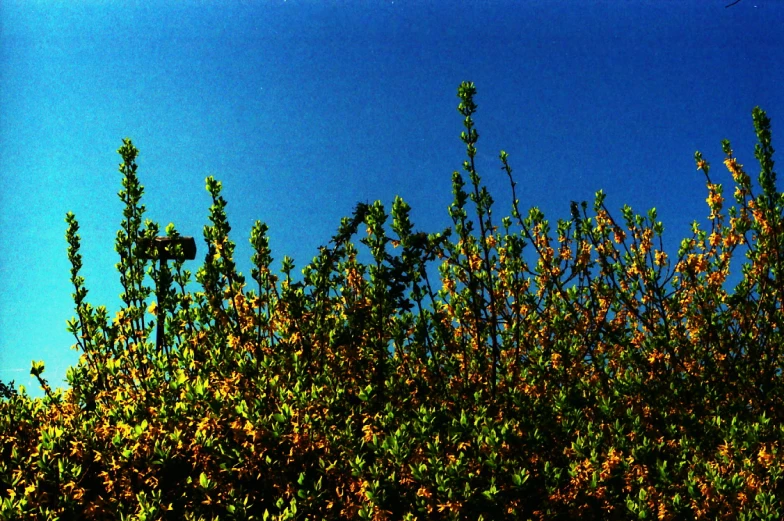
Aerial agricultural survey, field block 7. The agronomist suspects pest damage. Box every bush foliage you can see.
[2,83,783,520]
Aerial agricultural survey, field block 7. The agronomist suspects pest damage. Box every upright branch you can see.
[65,213,106,404]
[115,139,154,388]
[455,81,502,398]
[250,220,275,358]
[197,176,246,374]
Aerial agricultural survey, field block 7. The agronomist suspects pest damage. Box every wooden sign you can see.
[139,236,197,261]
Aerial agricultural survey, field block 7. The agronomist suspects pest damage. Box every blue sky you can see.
[1,1,782,397]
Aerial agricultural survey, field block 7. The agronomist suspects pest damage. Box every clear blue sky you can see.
[1,1,782,397]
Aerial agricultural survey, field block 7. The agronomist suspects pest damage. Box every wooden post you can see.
[139,236,197,352]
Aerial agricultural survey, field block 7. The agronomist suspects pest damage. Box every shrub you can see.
[1,83,783,520]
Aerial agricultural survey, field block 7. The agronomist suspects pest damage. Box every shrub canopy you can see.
[1,83,783,520]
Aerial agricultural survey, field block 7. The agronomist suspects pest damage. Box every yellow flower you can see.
[416,487,432,499]
[468,254,483,271]
[757,446,774,466]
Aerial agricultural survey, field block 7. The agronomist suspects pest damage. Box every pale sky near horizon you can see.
[1,1,783,397]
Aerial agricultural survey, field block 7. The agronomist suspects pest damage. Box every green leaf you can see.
[30,361,45,378]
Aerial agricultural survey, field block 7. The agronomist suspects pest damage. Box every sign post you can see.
[139,236,197,352]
